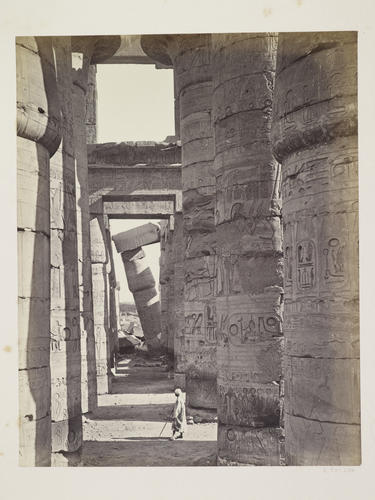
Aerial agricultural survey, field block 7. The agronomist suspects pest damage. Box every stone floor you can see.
[80,354,217,466]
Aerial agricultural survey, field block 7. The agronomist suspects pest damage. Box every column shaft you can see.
[90,214,112,394]
[174,35,217,408]
[121,248,162,351]
[212,33,283,465]
[72,48,98,412]
[271,32,360,465]
[17,36,61,466]
[50,36,82,466]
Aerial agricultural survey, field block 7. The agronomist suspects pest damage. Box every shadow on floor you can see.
[111,368,174,395]
[80,439,217,466]
[88,403,173,422]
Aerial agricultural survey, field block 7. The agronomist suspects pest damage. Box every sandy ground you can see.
[81,355,218,466]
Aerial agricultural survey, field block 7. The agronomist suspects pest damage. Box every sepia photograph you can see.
[16,30,360,467]
[2,0,375,498]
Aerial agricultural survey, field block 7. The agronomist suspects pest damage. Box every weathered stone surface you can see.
[71,36,120,412]
[142,34,217,409]
[103,199,175,217]
[112,222,160,253]
[271,31,359,465]
[88,141,181,167]
[217,425,283,466]
[17,35,63,466]
[85,64,97,144]
[118,246,162,351]
[285,414,360,466]
[212,33,283,464]
[49,37,82,463]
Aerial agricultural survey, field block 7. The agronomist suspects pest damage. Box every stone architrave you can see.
[71,36,120,412]
[113,223,162,351]
[271,32,360,466]
[141,35,217,409]
[49,37,82,466]
[212,33,284,466]
[17,36,62,466]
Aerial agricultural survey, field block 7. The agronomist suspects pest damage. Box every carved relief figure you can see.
[323,237,345,283]
[297,239,315,289]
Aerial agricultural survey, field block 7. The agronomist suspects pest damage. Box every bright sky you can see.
[96,64,174,303]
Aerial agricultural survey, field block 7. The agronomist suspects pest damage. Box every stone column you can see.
[159,221,171,350]
[105,217,120,364]
[212,33,283,466]
[271,32,360,465]
[141,35,217,409]
[121,248,162,351]
[17,36,61,466]
[90,213,112,394]
[85,64,97,144]
[172,212,185,387]
[113,223,162,352]
[71,36,120,411]
[49,37,82,466]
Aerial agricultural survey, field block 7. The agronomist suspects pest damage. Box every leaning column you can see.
[141,35,217,409]
[71,36,120,411]
[113,223,162,352]
[17,36,61,466]
[271,32,360,465]
[212,33,284,465]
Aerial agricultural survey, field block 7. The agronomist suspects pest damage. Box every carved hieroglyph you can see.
[49,37,82,465]
[17,36,62,466]
[141,34,217,408]
[271,32,360,465]
[90,213,112,394]
[212,33,284,465]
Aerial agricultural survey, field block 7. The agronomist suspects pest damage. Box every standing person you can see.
[170,388,186,440]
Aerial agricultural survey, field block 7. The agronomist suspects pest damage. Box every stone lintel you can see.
[103,199,175,217]
[112,222,160,254]
[87,141,181,167]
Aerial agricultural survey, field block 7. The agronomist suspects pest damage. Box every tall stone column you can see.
[17,36,61,466]
[159,221,172,350]
[49,37,82,466]
[85,64,97,144]
[172,212,185,387]
[113,223,162,352]
[271,32,360,465]
[141,35,217,409]
[90,213,112,394]
[212,33,283,466]
[71,36,120,411]
[105,217,119,365]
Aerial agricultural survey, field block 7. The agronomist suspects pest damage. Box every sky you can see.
[96,64,175,303]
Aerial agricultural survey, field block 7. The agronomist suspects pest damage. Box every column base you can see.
[51,448,82,466]
[218,424,283,466]
[51,415,83,454]
[97,373,112,395]
[186,375,217,410]
[174,372,186,391]
[285,413,361,466]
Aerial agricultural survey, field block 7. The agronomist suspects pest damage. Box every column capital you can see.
[71,36,121,93]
